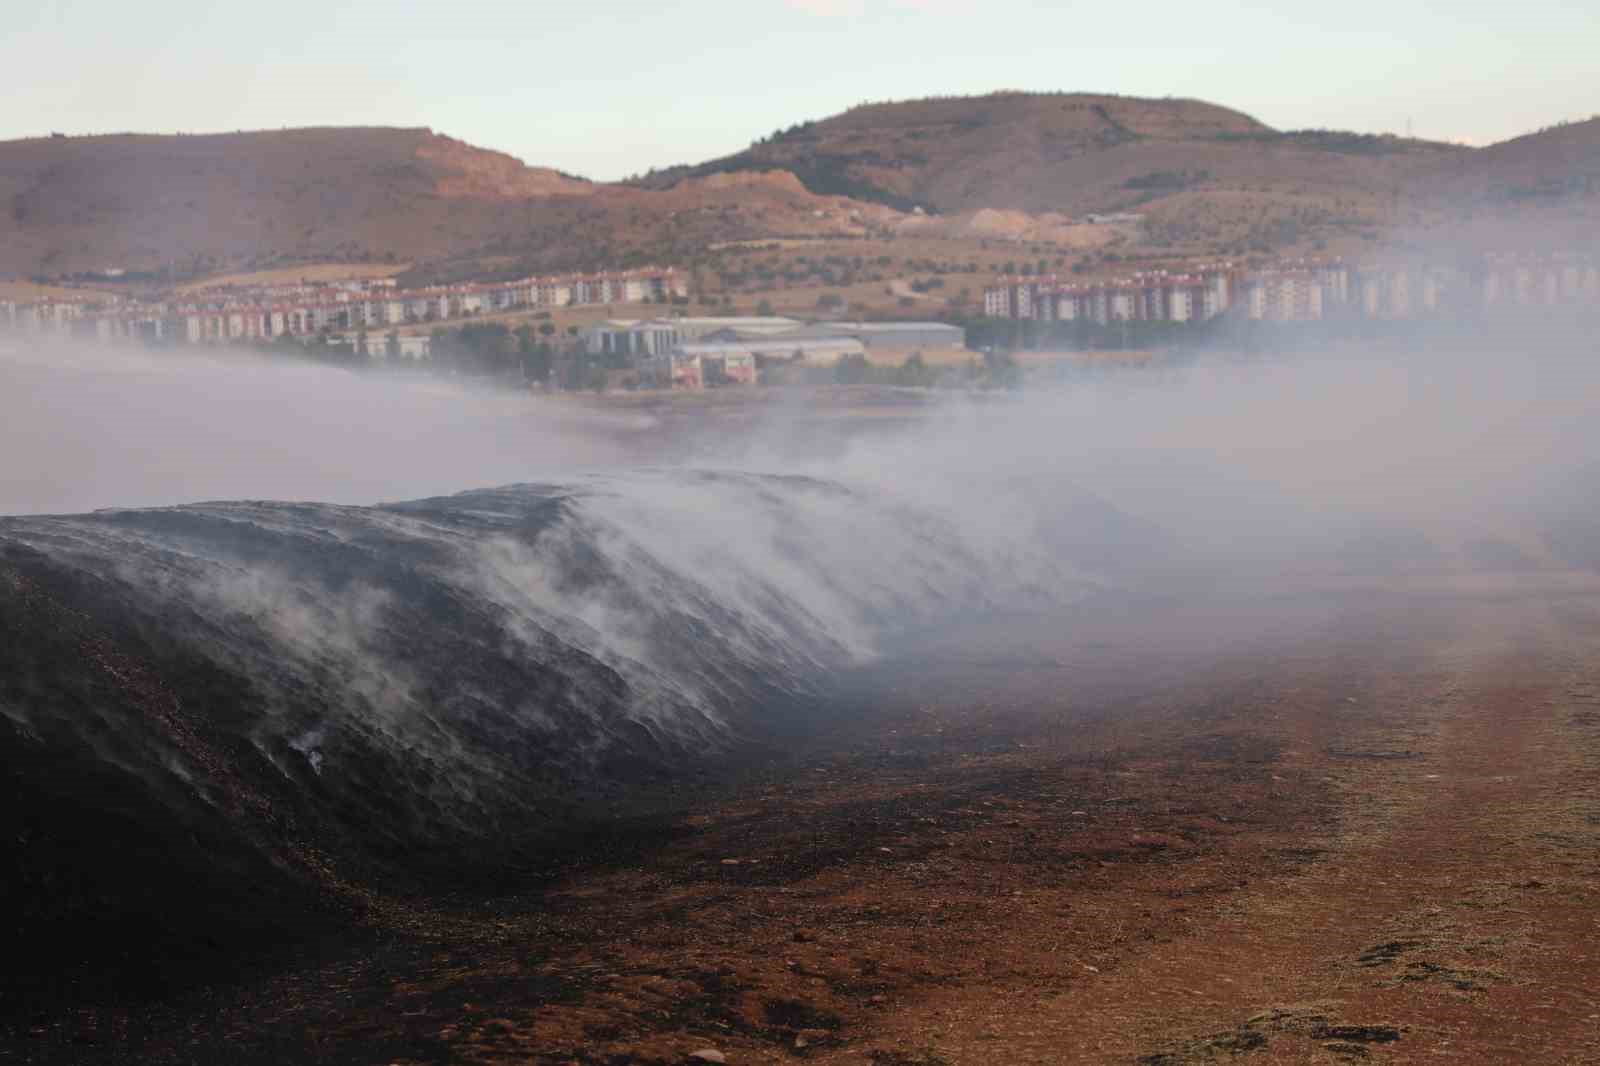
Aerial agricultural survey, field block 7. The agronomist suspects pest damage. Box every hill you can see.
[0,128,891,279]
[1420,116,1600,202]
[1377,116,1600,254]
[634,92,1465,218]
[0,127,588,276]
[4,100,1597,288]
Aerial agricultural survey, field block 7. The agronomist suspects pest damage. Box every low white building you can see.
[817,321,966,350]
[582,318,686,358]
[674,335,866,368]
[669,316,803,341]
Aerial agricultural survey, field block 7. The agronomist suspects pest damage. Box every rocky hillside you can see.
[635,92,1466,218]
[4,98,1596,282]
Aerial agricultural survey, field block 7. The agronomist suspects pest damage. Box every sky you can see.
[6,0,1597,181]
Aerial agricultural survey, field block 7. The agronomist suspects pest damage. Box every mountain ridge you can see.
[2,94,1597,282]
[630,91,1466,216]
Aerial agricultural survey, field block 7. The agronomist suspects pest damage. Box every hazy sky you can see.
[7,0,1596,181]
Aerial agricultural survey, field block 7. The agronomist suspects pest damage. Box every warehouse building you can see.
[582,316,804,359]
[815,321,966,351]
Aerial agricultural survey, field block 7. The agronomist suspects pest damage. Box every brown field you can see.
[11,566,1600,1064]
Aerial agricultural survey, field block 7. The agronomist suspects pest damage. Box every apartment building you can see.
[1244,271,1324,321]
[982,264,1242,326]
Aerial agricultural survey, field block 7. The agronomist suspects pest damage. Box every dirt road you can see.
[8,572,1600,1064]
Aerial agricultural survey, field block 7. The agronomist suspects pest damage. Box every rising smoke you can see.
[5,320,1599,583]
[2,310,1598,949]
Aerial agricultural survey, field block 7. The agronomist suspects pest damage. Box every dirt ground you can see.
[5,571,1599,1065]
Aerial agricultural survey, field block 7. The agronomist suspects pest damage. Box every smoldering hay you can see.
[0,459,1133,963]
[5,320,1600,964]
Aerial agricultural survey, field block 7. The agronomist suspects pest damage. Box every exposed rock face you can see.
[415,133,595,200]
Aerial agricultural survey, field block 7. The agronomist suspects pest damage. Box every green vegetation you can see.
[1210,129,1440,155]
[426,322,553,382]
[814,350,1008,390]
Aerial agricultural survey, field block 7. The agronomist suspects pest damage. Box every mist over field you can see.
[4,320,1599,1010]
[0,340,651,516]
[4,324,1598,568]
[6,0,1600,1044]
[10,1,1600,1047]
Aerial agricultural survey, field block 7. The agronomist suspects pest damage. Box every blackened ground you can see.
[0,522,863,1022]
[7,568,1598,1064]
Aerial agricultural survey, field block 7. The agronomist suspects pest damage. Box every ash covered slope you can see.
[0,471,1107,989]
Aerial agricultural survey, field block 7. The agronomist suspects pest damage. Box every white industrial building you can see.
[814,321,966,350]
[582,316,803,358]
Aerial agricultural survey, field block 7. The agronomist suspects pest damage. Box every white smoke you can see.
[0,340,649,516]
[3,319,1598,837]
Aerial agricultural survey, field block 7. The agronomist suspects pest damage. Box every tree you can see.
[756,298,775,317]
[521,341,553,384]
[834,352,869,385]
[538,322,556,338]
[897,351,933,388]
[984,348,1024,390]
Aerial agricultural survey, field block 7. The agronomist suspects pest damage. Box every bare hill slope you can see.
[4,102,1596,283]
[1384,117,1600,253]
[0,127,597,275]
[636,92,1465,218]
[1423,116,1600,201]
[0,127,894,278]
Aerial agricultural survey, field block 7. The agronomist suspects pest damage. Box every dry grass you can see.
[13,561,1600,1064]
[175,262,411,293]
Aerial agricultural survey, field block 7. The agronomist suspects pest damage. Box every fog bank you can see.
[4,330,1598,579]
[0,341,649,516]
